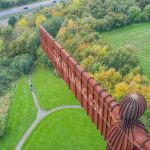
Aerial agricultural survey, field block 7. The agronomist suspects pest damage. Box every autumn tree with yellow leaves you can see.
[16,18,28,26]
[35,15,46,26]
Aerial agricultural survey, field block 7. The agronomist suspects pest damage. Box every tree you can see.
[138,0,147,10]
[8,16,17,27]
[16,18,28,26]
[35,15,46,26]
[10,27,38,56]
[25,29,39,56]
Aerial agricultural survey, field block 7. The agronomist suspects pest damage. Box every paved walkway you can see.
[16,74,82,150]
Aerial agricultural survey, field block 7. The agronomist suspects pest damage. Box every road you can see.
[0,0,54,19]
[0,18,8,26]
[0,0,59,25]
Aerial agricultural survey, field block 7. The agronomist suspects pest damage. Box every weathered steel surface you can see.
[120,94,147,127]
[106,94,148,150]
[39,26,150,150]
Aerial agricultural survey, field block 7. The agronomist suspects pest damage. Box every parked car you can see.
[52,0,57,3]
[23,6,28,9]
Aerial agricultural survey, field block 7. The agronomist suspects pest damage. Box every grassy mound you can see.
[31,63,79,110]
[102,22,150,79]
[22,109,106,150]
[0,76,37,150]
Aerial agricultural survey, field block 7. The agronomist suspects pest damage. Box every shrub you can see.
[39,53,54,69]
[95,18,114,32]
[0,117,5,136]
[0,58,15,95]
[107,12,128,27]
[101,45,139,75]
[114,82,129,100]
[95,13,128,32]
[0,95,10,136]
[128,6,142,22]
[93,68,122,93]
[43,16,64,37]
[81,55,95,72]
[64,0,82,16]
[144,4,150,18]
[12,54,33,74]
[0,70,11,95]
[1,26,13,40]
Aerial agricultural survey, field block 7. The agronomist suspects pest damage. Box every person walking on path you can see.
[30,84,32,91]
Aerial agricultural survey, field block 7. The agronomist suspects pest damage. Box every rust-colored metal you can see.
[39,26,150,150]
[106,94,149,150]
[120,94,147,127]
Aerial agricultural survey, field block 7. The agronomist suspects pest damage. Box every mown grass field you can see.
[0,76,37,150]
[22,109,106,150]
[32,63,79,110]
[102,22,150,79]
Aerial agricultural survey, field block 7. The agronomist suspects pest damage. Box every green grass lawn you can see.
[22,109,106,150]
[102,22,150,79]
[0,76,37,150]
[32,63,79,110]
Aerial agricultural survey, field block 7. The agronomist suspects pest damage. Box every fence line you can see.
[39,26,150,150]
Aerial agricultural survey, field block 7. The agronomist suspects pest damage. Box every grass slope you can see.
[0,76,37,150]
[32,63,79,110]
[22,109,106,150]
[102,22,150,79]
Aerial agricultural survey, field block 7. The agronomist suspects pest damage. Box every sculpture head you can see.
[119,94,147,127]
